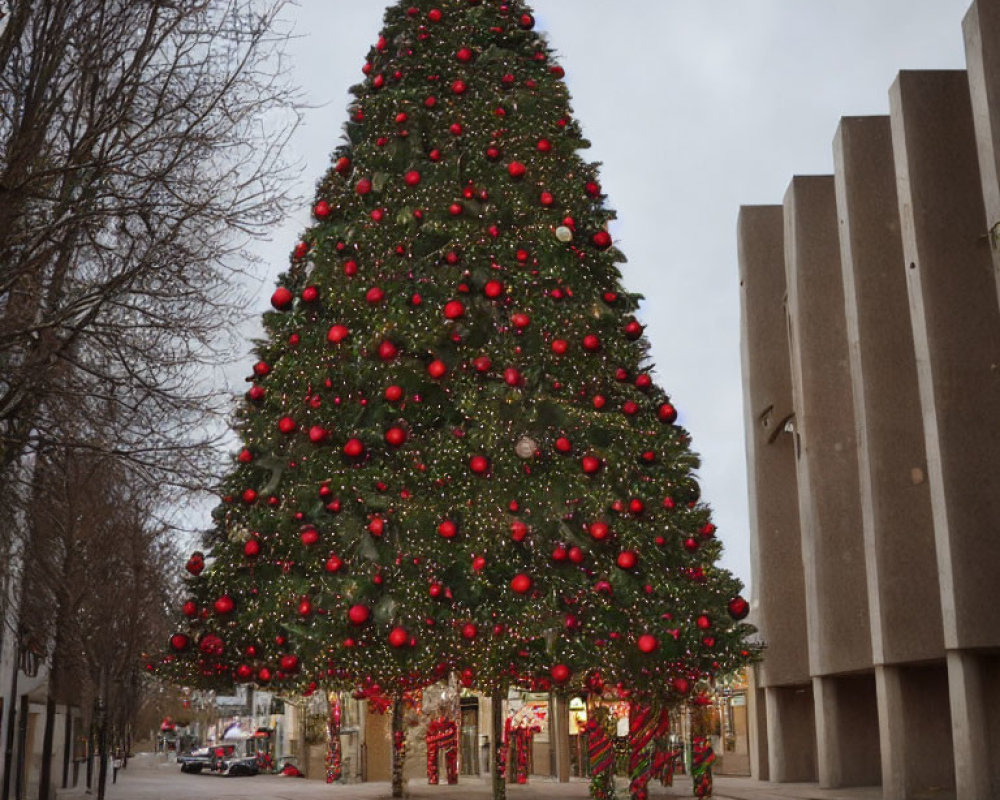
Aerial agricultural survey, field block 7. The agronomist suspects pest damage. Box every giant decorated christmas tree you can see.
[164,2,756,798]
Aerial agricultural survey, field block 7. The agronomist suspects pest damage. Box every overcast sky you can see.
[236,0,974,593]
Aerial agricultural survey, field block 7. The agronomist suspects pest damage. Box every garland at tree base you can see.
[426,717,459,785]
[503,718,539,784]
[628,704,671,800]
[653,740,681,787]
[325,695,342,783]
[587,716,616,800]
[691,736,716,798]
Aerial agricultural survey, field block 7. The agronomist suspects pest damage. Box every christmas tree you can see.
[163,1,756,797]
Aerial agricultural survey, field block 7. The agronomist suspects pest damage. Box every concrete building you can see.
[739,1,1000,798]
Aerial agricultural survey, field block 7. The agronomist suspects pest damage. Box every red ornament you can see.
[456,47,474,62]
[472,555,487,571]
[297,598,313,617]
[300,526,320,546]
[185,553,204,576]
[582,334,601,352]
[438,520,458,539]
[551,664,571,684]
[510,573,532,594]
[314,200,331,218]
[384,427,407,447]
[728,596,750,621]
[568,546,585,564]
[589,521,610,541]
[637,634,659,654]
[624,320,644,339]
[427,8,442,22]
[182,600,198,617]
[469,455,490,475]
[368,517,385,537]
[378,340,399,361]
[658,403,678,423]
[484,280,504,298]
[235,664,254,681]
[427,359,448,379]
[510,312,531,328]
[697,615,712,630]
[348,605,371,625]
[539,191,555,206]
[385,385,404,403]
[555,437,572,453]
[551,339,568,355]
[169,634,190,652]
[537,138,552,153]
[388,627,409,648]
[444,300,465,319]
[700,522,717,538]
[343,438,365,458]
[473,356,492,373]
[449,123,463,136]
[366,286,385,304]
[247,386,265,402]
[404,170,421,186]
[451,80,467,95]
[308,425,327,444]
[325,555,344,573]
[507,161,527,179]
[257,667,272,683]
[672,678,690,695]
[328,324,349,343]
[616,550,638,570]
[301,286,319,303]
[280,654,300,673]
[237,449,253,464]
[270,287,293,309]
[581,455,602,474]
[241,488,258,504]
[461,623,478,640]
[510,521,528,542]
[356,178,372,195]
[592,230,612,249]
[335,156,351,174]
[503,367,522,387]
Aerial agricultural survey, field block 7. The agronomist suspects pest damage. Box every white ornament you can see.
[555,226,573,243]
[515,436,537,459]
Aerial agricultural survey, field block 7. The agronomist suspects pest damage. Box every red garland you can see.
[503,718,540,784]
[426,717,458,785]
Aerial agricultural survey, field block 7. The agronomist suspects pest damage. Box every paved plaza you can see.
[50,754,901,800]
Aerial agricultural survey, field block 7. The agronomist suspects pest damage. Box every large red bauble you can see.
[384,427,407,447]
[469,455,490,475]
[582,334,601,352]
[185,554,204,575]
[635,374,652,390]
[473,356,492,373]
[507,161,527,179]
[384,385,404,403]
[378,340,399,361]
[325,555,344,573]
[366,286,385,304]
[437,519,458,539]
[539,191,555,207]
[510,521,528,542]
[555,437,572,453]
[300,526,320,546]
[388,627,409,648]
[368,517,385,536]
[199,634,224,655]
[280,654,300,673]
[697,615,712,630]
[592,230,612,249]
[214,595,235,615]
[278,417,296,434]
[308,426,327,443]
[170,634,190,652]
[510,312,530,328]
[461,623,478,640]
[252,361,270,377]
[335,156,351,174]
[270,287,293,309]
[247,385,265,402]
[314,200,330,218]
[444,300,465,319]
[624,320,644,339]
[616,550,638,570]
[551,664,571,684]
[427,359,448,379]
[700,522,717,538]
[585,181,602,197]
[182,600,198,617]
[728,596,750,620]
[456,47,474,62]
[671,678,690,695]
[343,438,365,458]
[637,634,659,654]
[472,556,487,571]
[449,203,463,216]
[356,178,372,195]
[257,667,272,683]
[552,545,568,562]
[629,499,646,514]
[581,455,602,474]
[297,598,312,616]
[348,604,370,625]
[241,488,258,504]
[551,339,568,355]
[537,138,552,153]
[484,280,504,298]
[427,8,442,22]
[510,573,532,594]
[568,546,585,564]
[238,448,253,464]
[623,401,639,416]
[589,521,610,541]
[404,170,421,186]
[658,403,678,423]
[520,13,535,29]
[503,367,521,387]
[485,145,502,161]
[328,324,349,343]
[235,664,254,681]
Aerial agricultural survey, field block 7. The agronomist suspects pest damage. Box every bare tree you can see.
[0,0,300,670]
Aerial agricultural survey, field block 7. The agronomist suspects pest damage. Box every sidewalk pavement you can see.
[52,754,901,800]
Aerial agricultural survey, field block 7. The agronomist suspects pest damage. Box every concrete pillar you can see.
[783,176,872,677]
[551,695,570,783]
[963,0,1000,307]
[832,115,943,667]
[764,685,816,783]
[874,666,907,800]
[947,652,996,800]
[737,206,809,688]
[746,667,769,781]
[889,70,1000,652]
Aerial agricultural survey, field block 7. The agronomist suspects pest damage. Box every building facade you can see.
[739,1,1000,798]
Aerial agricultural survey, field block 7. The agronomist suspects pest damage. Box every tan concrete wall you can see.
[833,115,944,667]
[737,206,809,689]
[783,176,872,677]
